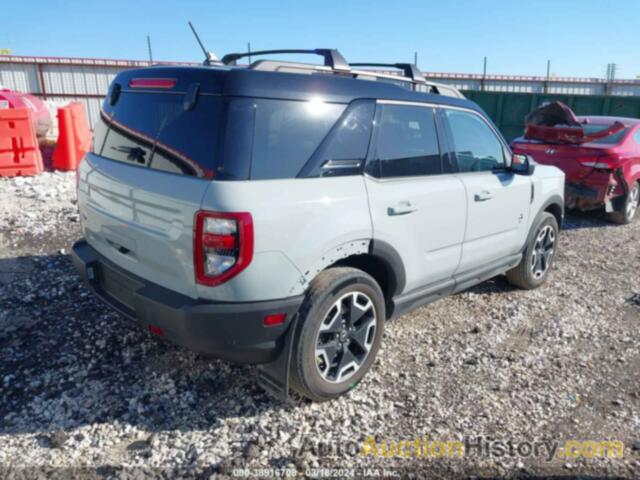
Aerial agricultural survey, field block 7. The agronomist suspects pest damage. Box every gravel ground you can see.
[0,172,639,479]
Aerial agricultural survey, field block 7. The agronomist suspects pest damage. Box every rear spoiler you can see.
[524,101,625,144]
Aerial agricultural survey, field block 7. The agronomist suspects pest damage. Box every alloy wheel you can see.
[315,291,377,383]
[626,184,639,220]
[530,225,555,279]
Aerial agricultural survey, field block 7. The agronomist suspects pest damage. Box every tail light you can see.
[194,211,253,286]
[578,155,620,170]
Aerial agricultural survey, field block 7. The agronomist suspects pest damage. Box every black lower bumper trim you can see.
[71,239,304,364]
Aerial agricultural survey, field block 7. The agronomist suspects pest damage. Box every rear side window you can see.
[95,91,224,178]
[249,99,345,180]
[444,109,505,173]
[370,104,442,178]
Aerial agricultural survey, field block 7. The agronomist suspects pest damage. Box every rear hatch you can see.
[512,102,628,181]
[79,67,229,299]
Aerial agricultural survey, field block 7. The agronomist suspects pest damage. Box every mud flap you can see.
[256,315,298,402]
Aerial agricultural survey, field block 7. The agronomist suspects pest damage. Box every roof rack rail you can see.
[350,63,426,84]
[221,49,350,71]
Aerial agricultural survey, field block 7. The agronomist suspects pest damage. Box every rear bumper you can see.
[565,169,626,211]
[565,182,603,209]
[71,240,303,364]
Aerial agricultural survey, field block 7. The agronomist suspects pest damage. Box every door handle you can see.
[474,190,493,202]
[388,201,417,216]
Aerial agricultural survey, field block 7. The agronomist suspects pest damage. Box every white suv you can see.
[72,49,565,401]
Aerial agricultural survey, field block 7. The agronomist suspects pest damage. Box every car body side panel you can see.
[364,174,467,294]
[197,176,373,302]
[455,171,532,274]
[529,164,566,223]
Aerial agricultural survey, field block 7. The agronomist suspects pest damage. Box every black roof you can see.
[113,65,479,112]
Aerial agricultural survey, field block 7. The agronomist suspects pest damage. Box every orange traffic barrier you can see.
[52,102,92,171]
[0,107,44,177]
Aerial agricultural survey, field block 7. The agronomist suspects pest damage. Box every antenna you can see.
[188,21,220,65]
[147,35,153,63]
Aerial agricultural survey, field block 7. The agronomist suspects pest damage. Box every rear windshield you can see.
[94,90,346,180]
[94,92,224,178]
[582,124,629,145]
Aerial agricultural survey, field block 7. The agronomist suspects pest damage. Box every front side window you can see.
[371,104,442,178]
[634,129,640,146]
[444,109,505,173]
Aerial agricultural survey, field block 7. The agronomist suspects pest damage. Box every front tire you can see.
[608,181,639,225]
[290,267,385,401]
[506,212,559,290]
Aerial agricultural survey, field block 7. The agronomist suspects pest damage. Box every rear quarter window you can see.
[298,101,375,178]
[248,99,345,180]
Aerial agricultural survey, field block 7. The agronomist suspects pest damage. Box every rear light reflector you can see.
[128,78,177,89]
[202,233,237,250]
[194,211,253,286]
[263,313,287,327]
[148,325,165,337]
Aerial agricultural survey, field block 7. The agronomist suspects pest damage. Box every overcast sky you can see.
[2,0,638,79]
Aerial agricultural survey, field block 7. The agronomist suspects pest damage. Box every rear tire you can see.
[506,212,559,290]
[608,181,639,225]
[290,267,385,402]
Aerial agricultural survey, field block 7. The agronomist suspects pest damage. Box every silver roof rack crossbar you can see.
[221,49,350,71]
[350,63,426,84]
[215,50,463,97]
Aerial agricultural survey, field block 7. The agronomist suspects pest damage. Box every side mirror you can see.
[510,153,536,176]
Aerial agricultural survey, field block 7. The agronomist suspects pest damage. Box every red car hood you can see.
[524,101,625,144]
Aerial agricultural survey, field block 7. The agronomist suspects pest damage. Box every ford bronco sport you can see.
[72,48,565,401]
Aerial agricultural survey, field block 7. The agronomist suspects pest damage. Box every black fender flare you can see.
[369,239,406,298]
[537,194,564,227]
[521,195,564,254]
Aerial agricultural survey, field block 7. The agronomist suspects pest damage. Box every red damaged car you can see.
[512,102,640,224]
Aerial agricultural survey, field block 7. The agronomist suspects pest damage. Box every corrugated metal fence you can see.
[464,91,640,142]
[2,55,640,141]
[0,55,196,127]
[427,73,640,96]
